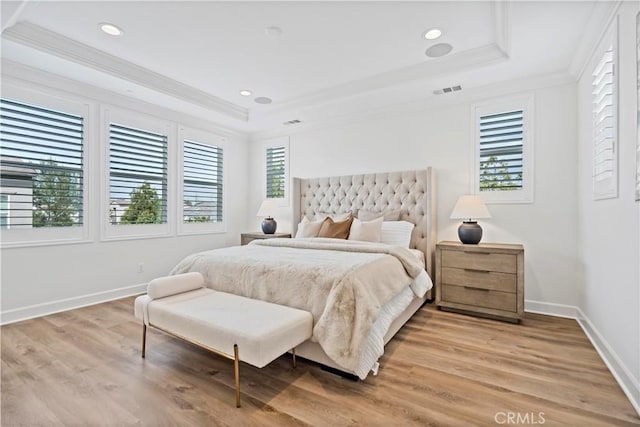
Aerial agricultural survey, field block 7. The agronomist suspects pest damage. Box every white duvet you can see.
[170,238,429,374]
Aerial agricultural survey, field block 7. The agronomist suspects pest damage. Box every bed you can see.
[171,167,436,379]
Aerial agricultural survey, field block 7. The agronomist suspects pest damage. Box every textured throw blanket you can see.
[170,238,424,371]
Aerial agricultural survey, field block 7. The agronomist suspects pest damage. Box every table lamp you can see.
[257,199,279,234]
[450,195,491,244]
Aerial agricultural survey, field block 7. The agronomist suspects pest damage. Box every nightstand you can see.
[241,232,292,246]
[435,241,524,323]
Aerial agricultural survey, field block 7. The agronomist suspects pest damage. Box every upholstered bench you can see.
[134,272,313,407]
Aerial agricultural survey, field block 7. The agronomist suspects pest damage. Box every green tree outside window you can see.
[120,182,162,224]
[32,160,82,227]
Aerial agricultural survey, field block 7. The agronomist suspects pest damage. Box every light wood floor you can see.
[1,298,638,426]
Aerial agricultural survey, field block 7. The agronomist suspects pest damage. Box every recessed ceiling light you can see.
[239,90,252,96]
[423,28,442,40]
[425,43,453,58]
[254,97,273,105]
[99,23,123,36]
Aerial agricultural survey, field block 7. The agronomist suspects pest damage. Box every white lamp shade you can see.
[450,195,491,220]
[257,199,279,217]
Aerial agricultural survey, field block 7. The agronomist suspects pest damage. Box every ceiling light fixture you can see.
[239,90,252,96]
[425,43,453,58]
[423,28,442,40]
[254,97,273,105]
[99,22,123,36]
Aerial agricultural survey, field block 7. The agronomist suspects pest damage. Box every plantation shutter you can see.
[266,145,285,198]
[592,44,617,199]
[183,140,223,223]
[109,123,167,224]
[0,98,84,229]
[478,110,524,191]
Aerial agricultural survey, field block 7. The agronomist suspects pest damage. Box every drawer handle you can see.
[463,286,490,292]
[463,251,491,255]
[464,268,490,273]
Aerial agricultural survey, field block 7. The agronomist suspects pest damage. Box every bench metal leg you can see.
[292,347,296,368]
[234,344,240,408]
[142,324,147,358]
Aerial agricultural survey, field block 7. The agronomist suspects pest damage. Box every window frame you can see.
[101,106,175,241]
[471,93,535,204]
[177,126,227,236]
[0,85,91,248]
[262,136,290,207]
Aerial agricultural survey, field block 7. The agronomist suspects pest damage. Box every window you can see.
[266,145,286,199]
[109,123,168,225]
[478,110,524,191]
[0,97,86,241]
[262,137,289,206]
[183,140,223,224]
[591,21,618,200]
[103,107,173,241]
[178,127,226,234]
[472,95,534,203]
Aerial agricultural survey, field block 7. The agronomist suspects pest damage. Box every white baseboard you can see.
[0,283,147,326]
[525,300,639,416]
[524,299,578,318]
[575,307,640,416]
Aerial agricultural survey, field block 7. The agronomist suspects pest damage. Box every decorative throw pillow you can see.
[295,216,323,238]
[358,209,402,222]
[348,216,384,243]
[317,216,353,239]
[379,221,415,248]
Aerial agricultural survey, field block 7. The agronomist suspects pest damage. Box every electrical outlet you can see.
[137,263,144,273]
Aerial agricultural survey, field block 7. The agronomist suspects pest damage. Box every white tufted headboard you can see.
[292,168,437,279]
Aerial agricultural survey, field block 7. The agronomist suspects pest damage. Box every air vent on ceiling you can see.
[433,85,462,95]
[283,119,302,126]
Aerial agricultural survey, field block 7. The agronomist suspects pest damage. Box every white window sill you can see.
[1,236,92,249]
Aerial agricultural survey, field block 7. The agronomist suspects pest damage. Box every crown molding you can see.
[1,59,249,139]
[248,70,574,142]
[2,22,249,122]
[493,1,511,57]
[568,0,622,80]
[1,0,29,32]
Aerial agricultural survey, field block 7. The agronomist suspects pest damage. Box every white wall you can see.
[0,65,250,323]
[576,2,639,408]
[248,81,580,307]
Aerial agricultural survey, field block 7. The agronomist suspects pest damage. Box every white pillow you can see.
[379,221,415,248]
[348,216,384,243]
[295,216,323,238]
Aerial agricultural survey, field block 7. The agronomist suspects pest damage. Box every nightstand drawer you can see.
[441,284,517,312]
[441,250,516,274]
[441,267,516,293]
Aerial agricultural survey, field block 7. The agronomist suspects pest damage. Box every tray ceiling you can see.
[1,1,607,133]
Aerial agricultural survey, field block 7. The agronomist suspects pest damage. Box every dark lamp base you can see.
[261,218,277,234]
[458,221,483,244]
